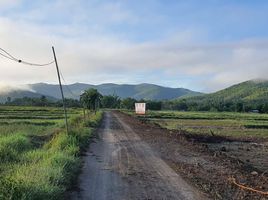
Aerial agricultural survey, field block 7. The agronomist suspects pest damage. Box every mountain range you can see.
[0,80,267,104]
[0,83,201,103]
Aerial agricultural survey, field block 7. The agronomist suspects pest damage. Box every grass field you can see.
[0,106,102,200]
[133,111,268,138]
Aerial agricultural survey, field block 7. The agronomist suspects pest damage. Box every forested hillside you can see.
[165,80,268,112]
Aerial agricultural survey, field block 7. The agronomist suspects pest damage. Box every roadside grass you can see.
[128,110,268,138]
[0,106,103,200]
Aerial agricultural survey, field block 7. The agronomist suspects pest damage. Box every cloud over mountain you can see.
[0,1,268,92]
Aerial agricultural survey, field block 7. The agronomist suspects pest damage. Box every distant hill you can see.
[191,79,268,102]
[28,83,201,101]
[181,79,268,111]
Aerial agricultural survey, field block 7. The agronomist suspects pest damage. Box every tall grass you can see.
[0,107,103,200]
[0,134,31,162]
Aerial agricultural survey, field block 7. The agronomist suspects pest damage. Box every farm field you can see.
[132,110,268,171]
[139,111,268,139]
[120,110,268,199]
[0,106,102,200]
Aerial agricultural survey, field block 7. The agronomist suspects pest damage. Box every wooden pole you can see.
[52,46,69,134]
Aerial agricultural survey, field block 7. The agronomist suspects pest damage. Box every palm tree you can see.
[80,89,102,114]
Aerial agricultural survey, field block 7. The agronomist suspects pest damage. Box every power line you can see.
[0,48,17,60]
[0,47,54,66]
[1,46,70,135]
[0,51,17,61]
[0,46,76,97]
[59,70,78,99]
[20,60,55,66]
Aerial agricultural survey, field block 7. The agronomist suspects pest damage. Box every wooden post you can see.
[52,46,69,134]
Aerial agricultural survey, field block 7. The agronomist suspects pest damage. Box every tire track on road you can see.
[68,111,208,200]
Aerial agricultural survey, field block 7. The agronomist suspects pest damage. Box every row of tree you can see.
[161,98,268,113]
[2,89,162,111]
[79,89,162,111]
[4,96,81,107]
[4,88,268,113]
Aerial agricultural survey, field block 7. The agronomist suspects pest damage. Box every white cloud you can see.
[0,1,268,92]
[0,82,34,94]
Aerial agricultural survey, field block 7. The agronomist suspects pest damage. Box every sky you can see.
[0,0,268,92]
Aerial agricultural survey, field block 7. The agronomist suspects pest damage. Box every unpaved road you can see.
[69,111,207,200]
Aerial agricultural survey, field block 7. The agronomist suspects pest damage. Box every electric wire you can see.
[0,48,17,60]
[0,51,17,61]
[59,70,77,99]
[1,46,76,98]
[0,47,54,66]
[20,60,55,66]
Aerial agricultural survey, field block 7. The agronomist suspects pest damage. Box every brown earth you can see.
[68,111,268,200]
[122,111,268,200]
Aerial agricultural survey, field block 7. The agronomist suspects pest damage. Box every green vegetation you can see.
[1,91,162,112]
[0,106,103,200]
[135,110,268,138]
[120,97,137,110]
[4,96,81,107]
[101,95,121,109]
[164,80,268,113]
[80,88,102,112]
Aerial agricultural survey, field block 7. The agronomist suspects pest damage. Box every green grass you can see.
[143,110,268,120]
[0,106,103,200]
[132,110,268,138]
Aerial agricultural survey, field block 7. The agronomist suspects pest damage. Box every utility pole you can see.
[52,46,69,134]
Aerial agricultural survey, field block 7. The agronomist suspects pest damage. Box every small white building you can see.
[135,103,146,115]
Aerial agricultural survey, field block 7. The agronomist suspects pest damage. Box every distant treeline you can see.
[3,93,268,113]
[1,95,161,110]
[3,96,81,108]
[162,98,268,113]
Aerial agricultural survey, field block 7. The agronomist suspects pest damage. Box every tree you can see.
[146,100,162,110]
[80,89,102,113]
[120,98,137,110]
[101,95,121,108]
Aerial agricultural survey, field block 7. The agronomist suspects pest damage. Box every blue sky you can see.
[0,0,268,92]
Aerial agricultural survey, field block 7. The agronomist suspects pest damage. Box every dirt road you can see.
[69,111,207,200]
